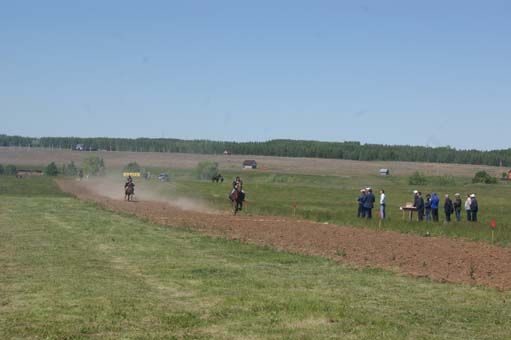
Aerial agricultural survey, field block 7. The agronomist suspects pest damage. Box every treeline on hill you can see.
[1,134,511,166]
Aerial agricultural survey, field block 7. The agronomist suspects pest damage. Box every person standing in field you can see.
[431,193,440,222]
[379,189,386,219]
[363,188,375,219]
[470,194,478,222]
[444,194,453,222]
[413,190,419,210]
[425,193,432,221]
[357,189,366,218]
[416,192,425,221]
[453,193,462,222]
[412,190,419,206]
[413,190,424,221]
[465,194,472,221]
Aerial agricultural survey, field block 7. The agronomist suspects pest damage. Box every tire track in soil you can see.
[57,180,511,290]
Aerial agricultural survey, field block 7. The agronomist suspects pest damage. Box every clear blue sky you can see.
[1,1,510,150]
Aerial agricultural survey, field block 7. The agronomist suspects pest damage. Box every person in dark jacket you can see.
[363,188,375,219]
[444,194,453,222]
[412,190,419,206]
[453,193,462,222]
[412,190,419,211]
[412,191,418,216]
[425,193,432,221]
[415,192,425,221]
[470,194,478,222]
[357,189,366,218]
[430,193,440,222]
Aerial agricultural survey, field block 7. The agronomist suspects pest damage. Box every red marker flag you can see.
[490,219,497,229]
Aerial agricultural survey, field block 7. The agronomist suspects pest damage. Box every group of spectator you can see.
[412,190,479,222]
[357,188,480,223]
[357,188,383,219]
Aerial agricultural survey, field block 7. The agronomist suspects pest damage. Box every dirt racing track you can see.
[58,180,511,291]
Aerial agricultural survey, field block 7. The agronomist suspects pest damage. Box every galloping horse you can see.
[212,174,224,183]
[229,185,245,215]
[125,182,135,201]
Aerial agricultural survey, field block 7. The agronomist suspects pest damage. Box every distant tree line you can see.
[0,156,105,178]
[1,134,511,167]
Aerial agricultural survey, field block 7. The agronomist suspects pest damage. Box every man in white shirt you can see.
[380,189,386,219]
[465,194,472,221]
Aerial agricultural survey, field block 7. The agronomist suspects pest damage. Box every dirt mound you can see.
[58,180,511,290]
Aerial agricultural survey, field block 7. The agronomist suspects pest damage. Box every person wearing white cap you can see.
[412,190,419,210]
[470,194,478,222]
[465,194,472,221]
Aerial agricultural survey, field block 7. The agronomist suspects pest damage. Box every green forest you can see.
[1,134,510,166]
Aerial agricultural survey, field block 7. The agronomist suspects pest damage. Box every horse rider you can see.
[212,173,225,183]
[231,176,245,201]
[232,176,243,190]
[125,175,135,193]
[232,182,246,212]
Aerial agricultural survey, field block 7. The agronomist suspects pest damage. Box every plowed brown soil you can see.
[58,180,511,290]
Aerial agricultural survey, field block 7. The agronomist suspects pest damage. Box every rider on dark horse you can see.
[125,175,135,193]
[230,177,245,213]
[212,173,224,183]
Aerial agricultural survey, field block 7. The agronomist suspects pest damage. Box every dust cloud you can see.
[78,177,219,214]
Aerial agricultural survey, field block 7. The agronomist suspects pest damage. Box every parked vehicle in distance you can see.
[158,173,170,182]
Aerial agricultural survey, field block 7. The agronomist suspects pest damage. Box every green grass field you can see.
[2,176,511,339]
[0,175,67,197]
[129,168,511,246]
